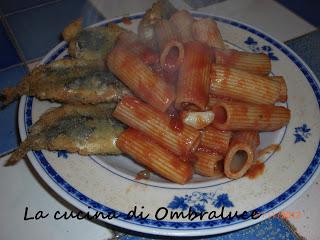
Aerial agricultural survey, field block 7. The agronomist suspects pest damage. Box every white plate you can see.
[18,12,320,237]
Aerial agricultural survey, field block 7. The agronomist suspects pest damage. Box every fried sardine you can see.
[1,59,130,106]
[5,104,125,166]
[62,18,124,61]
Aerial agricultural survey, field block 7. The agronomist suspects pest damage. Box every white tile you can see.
[89,0,158,19]
[195,0,316,42]
[284,174,320,240]
[0,155,113,240]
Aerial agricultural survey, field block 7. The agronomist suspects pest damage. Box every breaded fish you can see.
[138,0,176,47]
[62,18,124,61]
[1,59,130,106]
[5,104,125,166]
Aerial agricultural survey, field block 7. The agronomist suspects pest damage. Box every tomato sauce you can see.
[164,46,179,73]
[167,106,184,133]
[246,161,265,179]
[180,153,198,164]
[196,146,217,155]
[141,49,159,66]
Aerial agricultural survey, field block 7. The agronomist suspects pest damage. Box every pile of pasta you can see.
[106,10,290,184]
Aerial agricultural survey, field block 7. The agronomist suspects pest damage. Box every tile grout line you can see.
[26,57,43,64]
[0,62,25,73]
[3,0,63,18]
[0,0,62,71]
[85,0,106,22]
[1,16,28,69]
[284,28,320,44]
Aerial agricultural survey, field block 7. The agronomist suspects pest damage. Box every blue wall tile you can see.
[0,66,27,155]
[0,22,21,69]
[286,30,320,80]
[0,0,55,14]
[6,0,104,61]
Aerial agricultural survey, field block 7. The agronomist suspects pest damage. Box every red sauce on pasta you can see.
[168,106,184,132]
[181,153,198,164]
[196,146,217,155]
[216,49,237,66]
[169,116,184,132]
[141,49,159,66]
[164,46,179,73]
[212,105,227,124]
[245,161,265,179]
[262,105,274,121]
[163,70,178,83]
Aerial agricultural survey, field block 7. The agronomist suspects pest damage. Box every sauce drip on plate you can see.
[246,160,265,179]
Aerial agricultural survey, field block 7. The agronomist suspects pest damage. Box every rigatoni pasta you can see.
[224,131,260,179]
[211,100,290,131]
[270,76,288,102]
[213,48,271,75]
[107,44,175,112]
[117,31,159,66]
[175,41,212,110]
[192,18,225,49]
[113,96,201,156]
[210,65,280,105]
[160,40,184,76]
[169,10,194,42]
[117,128,193,184]
[194,151,223,177]
[200,126,232,156]
[154,19,178,50]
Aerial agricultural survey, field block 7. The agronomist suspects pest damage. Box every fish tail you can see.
[1,75,30,107]
[4,139,32,166]
[0,87,20,107]
[62,17,83,42]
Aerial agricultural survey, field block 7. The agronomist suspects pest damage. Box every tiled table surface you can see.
[0,0,319,239]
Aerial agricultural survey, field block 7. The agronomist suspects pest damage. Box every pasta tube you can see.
[154,19,178,50]
[211,100,290,131]
[169,10,194,42]
[224,131,260,179]
[117,128,193,184]
[160,41,184,75]
[270,76,287,102]
[210,65,280,105]
[107,45,175,112]
[214,48,271,75]
[113,96,201,156]
[194,151,223,177]
[117,31,159,66]
[192,18,225,49]
[207,95,235,108]
[176,41,211,110]
[200,126,232,155]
